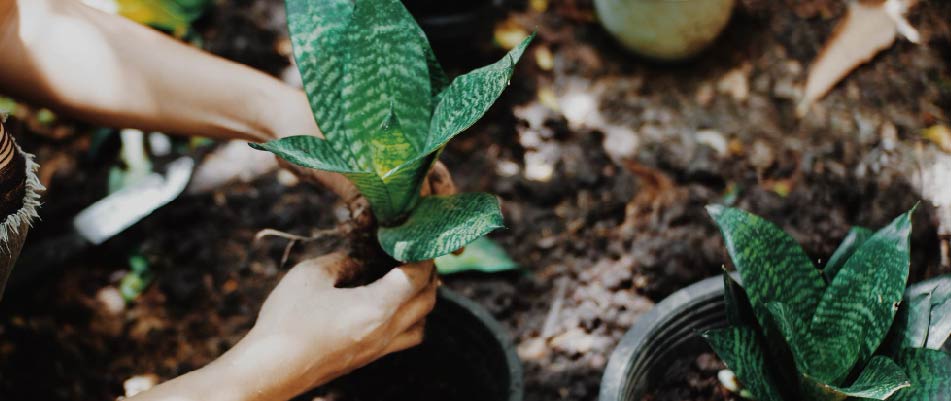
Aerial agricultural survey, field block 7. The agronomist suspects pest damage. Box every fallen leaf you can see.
[923,125,951,153]
[797,0,920,117]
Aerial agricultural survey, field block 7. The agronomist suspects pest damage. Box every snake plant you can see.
[705,205,951,401]
[251,0,532,262]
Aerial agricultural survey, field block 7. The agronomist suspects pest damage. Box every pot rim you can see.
[599,275,726,401]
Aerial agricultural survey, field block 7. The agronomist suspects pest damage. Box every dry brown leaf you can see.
[797,0,919,117]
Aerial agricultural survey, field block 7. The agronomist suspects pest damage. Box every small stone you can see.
[123,374,159,398]
[517,337,550,361]
[96,287,125,315]
[881,122,898,151]
[277,169,299,187]
[749,140,775,169]
[718,369,742,393]
[717,65,751,101]
[695,130,727,157]
[496,160,521,177]
[695,83,715,106]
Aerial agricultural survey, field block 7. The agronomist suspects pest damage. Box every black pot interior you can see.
[300,289,519,401]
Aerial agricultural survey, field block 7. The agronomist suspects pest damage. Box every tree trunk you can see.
[0,119,42,300]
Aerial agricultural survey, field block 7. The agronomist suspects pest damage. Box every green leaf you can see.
[824,226,872,282]
[249,136,406,221]
[706,206,826,347]
[249,135,358,174]
[724,271,756,327]
[702,326,785,401]
[378,193,504,262]
[342,0,431,175]
[806,209,914,384]
[423,34,534,156]
[765,302,811,374]
[286,0,360,162]
[927,281,951,350]
[377,151,439,224]
[893,291,935,351]
[800,356,909,401]
[435,237,519,275]
[890,348,951,401]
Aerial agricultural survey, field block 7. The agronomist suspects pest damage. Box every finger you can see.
[388,277,438,333]
[428,162,456,196]
[383,320,426,354]
[290,252,353,285]
[365,260,435,305]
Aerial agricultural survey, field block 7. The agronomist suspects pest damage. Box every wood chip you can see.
[797,0,920,117]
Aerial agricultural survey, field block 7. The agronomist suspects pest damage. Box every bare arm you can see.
[129,253,438,401]
[0,0,317,142]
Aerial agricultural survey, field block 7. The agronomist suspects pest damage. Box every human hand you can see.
[210,252,437,401]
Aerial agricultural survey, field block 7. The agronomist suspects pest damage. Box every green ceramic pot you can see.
[594,0,735,61]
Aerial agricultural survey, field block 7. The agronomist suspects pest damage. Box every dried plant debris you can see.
[797,0,921,117]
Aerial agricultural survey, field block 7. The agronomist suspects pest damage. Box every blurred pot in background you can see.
[0,120,41,300]
[404,0,503,62]
[594,0,735,61]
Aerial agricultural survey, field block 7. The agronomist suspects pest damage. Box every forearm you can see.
[127,332,324,401]
[0,0,317,142]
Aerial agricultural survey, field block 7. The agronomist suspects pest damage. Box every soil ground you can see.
[1,0,950,400]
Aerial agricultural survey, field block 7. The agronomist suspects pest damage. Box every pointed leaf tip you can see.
[706,204,726,220]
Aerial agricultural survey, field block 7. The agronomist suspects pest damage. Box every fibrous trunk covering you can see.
[0,120,42,300]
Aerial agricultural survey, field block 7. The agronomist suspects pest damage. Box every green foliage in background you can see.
[704,206,951,401]
[117,0,212,38]
[251,0,532,262]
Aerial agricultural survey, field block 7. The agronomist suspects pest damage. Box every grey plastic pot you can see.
[599,275,951,401]
[315,287,523,401]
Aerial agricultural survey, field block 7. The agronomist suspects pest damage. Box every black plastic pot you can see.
[305,287,523,401]
[404,0,503,61]
[599,275,951,401]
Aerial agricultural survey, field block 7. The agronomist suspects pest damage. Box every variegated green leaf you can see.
[378,193,503,262]
[377,152,438,225]
[706,206,826,349]
[892,291,935,351]
[765,302,812,375]
[724,271,756,327]
[435,237,519,275]
[824,226,872,282]
[702,326,785,401]
[423,34,534,156]
[891,348,951,401]
[806,209,913,384]
[927,281,951,350]
[342,0,431,175]
[285,0,361,166]
[800,356,909,401]
[249,135,357,174]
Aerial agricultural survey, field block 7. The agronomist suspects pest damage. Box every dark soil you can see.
[1,0,950,400]
[643,353,736,401]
